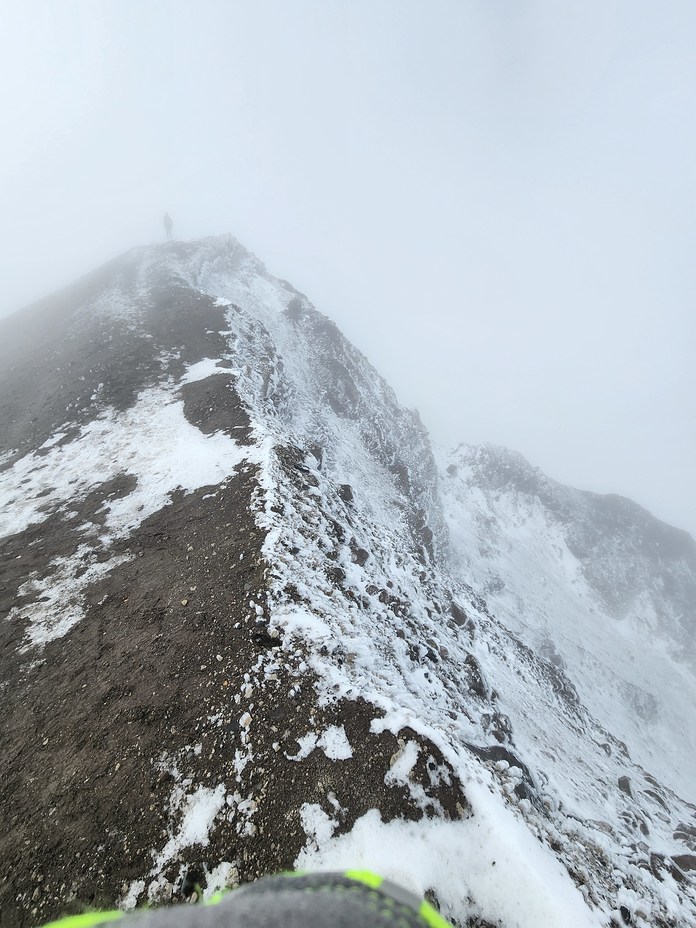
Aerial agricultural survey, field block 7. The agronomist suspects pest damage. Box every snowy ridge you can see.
[160,242,609,926]
[1,236,695,928]
[173,236,445,560]
[164,238,695,925]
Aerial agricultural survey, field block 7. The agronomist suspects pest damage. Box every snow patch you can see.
[288,725,353,762]
[11,548,129,650]
[0,378,247,543]
[121,880,145,911]
[203,862,239,900]
[2,370,254,648]
[181,358,236,384]
[297,778,603,928]
[319,725,353,760]
[122,782,227,909]
[154,784,226,873]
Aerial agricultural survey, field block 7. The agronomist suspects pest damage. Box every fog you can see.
[1,1,695,538]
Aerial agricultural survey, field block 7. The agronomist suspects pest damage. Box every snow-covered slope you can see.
[438,443,696,805]
[1,237,695,928]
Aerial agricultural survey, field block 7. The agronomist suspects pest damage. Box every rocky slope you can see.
[1,236,695,928]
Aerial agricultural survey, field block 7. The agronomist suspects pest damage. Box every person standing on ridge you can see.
[164,212,174,241]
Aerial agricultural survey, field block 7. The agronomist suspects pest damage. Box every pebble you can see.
[216,654,223,662]
[181,599,188,606]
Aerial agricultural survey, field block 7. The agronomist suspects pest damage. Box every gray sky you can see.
[1,1,695,537]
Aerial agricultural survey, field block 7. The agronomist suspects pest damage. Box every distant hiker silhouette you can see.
[163,212,173,241]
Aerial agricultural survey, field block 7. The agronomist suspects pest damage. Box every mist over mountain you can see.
[1,236,695,928]
[439,443,696,803]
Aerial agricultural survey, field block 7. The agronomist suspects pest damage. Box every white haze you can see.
[1,0,694,538]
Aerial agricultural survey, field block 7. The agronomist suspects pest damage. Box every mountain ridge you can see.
[1,236,695,928]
